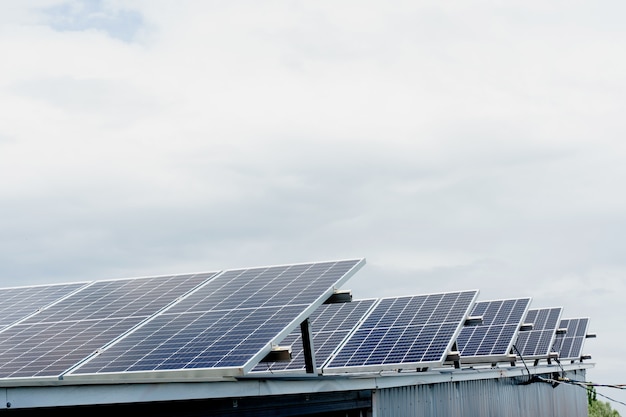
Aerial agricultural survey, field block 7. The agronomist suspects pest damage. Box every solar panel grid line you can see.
[0,317,146,379]
[402,302,451,363]
[0,268,282,378]
[514,307,563,360]
[331,298,405,368]
[86,310,235,373]
[166,260,362,315]
[323,290,479,374]
[271,260,364,308]
[360,298,413,359]
[313,299,379,371]
[255,263,327,309]
[66,307,212,375]
[300,298,380,372]
[188,267,288,313]
[0,272,216,382]
[212,306,305,369]
[551,317,590,361]
[66,259,365,381]
[218,260,365,367]
[27,273,218,324]
[456,297,531,362]
[126,309,290,371]
[0,282,90,331]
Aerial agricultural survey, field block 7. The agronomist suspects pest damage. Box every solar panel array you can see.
[253,299,377,373]
[324,291,479,373]
[70,259,363,377]
[0,258,594,385]
[456,298,531,362]
[514,307,563,359]
[552,318,590,361]
[0,273,213,379]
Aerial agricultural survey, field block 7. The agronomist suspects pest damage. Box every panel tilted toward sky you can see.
[324,291,479,373]
[456,297,531,363]
[0,258,593,386]
[71,259,363,377]
[515,307,564,359]
[0,273,213,379]
[552,318,591,361]
[253,298,378,373]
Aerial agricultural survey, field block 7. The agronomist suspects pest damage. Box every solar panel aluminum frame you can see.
[60,259,366,385]
[451,297,532,366]
[322,290,480,375]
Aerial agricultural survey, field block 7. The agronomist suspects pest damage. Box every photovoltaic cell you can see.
[456,298,530,360]
[552,318,590,361]
[0,273,214,379]
[0,283,87,330]
[165,260,361,313]
[323,290,479,373]
[253,299,377,373]
[514,307,562,359]
[70,259,364,377]
[20,274,215,324]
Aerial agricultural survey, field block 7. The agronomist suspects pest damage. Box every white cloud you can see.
[2,1,626,411]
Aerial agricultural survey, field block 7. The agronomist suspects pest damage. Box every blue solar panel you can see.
[0,273,214,379]
[514,307,562,359]
[21,273,216,323]
[69,259,364,378]
[323,290,479,373]
[552,318,590,361]
[0,282,87,330]
[456,298,530,361]
[253,299,377,373]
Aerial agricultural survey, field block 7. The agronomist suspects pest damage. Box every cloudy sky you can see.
[2,0,626,411]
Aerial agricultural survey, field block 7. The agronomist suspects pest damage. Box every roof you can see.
[0,257,595,400]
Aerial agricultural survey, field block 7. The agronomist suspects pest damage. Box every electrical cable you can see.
[593,389,626,408]
[585,383,626,389]
[551,351,565,377]
[511,344,532,383]
[535,375,626,408]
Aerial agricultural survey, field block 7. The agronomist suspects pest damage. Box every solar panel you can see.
[456,297,531,363]
[0,273,214,380]
[514,307,562,359]
[552,318,590,361]
[253,299,377,373]
[0,282,87,330]
[68,259,364,379]
[323,290,479,373]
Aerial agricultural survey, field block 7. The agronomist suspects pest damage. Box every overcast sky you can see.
[2,0,626,412]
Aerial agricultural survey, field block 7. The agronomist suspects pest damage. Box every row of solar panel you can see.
[0,260,363,382]
[254,295,590,375]
[0,258,592,384]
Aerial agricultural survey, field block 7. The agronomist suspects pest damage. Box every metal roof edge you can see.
[0,362,593,410]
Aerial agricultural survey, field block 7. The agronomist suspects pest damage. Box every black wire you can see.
[551,352,565,377]
[587,383,626,389]
[593,388,626,408]
[572,380,626,408]
[511,344,532,383]
[537,376,626,408]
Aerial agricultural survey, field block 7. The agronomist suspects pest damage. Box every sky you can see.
[1,0,626,412]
